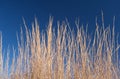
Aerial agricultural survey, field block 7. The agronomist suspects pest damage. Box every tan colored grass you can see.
[0,17,119,79]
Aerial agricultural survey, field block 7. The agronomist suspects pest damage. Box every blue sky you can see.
[0,0,120,63]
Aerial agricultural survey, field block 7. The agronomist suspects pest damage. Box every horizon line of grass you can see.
[0,17,120,79]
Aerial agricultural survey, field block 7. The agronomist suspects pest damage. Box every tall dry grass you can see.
[0,17,120,79]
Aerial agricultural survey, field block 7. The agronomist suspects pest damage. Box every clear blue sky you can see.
[0,0,120,60]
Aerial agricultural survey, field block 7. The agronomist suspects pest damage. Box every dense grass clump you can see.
[0,17,120,79]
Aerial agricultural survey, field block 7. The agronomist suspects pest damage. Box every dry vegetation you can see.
[0,17,120,79]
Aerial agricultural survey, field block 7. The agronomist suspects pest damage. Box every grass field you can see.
[0,17,120,79]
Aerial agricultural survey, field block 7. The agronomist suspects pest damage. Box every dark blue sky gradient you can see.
[0,0,120,57]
